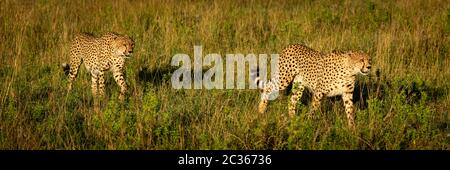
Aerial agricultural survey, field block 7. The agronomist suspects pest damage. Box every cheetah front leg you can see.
[342,91,355,129]
[112,67,127,101]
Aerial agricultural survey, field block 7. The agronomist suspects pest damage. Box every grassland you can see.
[0,0,449,149]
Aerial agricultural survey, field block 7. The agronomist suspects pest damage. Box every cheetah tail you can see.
[61,63,70,76]
[250,68,264,89]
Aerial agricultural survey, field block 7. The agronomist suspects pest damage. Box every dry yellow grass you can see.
[0,0,448,149]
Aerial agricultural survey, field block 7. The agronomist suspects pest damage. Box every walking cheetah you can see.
[252,44,371,128]
[62,32,134,101]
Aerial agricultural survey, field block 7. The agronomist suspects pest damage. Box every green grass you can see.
[0,0,449,149]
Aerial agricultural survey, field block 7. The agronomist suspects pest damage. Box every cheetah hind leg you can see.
[288,82,304,119]
[257,88,278,113]
[112,68,127,101]
[257,83,282,113]
[258,94,269,114]
[308,93,323,120]
[257,83,288,114]
[90,71,101,113]
[66,52,82,92]
[95,72,106,114]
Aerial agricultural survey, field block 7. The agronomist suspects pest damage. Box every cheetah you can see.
[62,32,134,101]
[251,44,371,128]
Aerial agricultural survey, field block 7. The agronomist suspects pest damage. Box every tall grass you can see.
[0,0,448,149]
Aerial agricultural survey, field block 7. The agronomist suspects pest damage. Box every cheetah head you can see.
[111,35,135,58]
[348,51,371,76]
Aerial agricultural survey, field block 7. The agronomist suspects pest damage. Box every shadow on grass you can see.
[136,66,213,86]
[137,66,176,86]
[283,69,448,111]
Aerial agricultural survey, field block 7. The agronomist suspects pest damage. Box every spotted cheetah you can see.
[62,32,134,101]
[252,44,371,128]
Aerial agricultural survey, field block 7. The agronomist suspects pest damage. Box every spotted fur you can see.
[63,32,134,101]
[253,44,371,128]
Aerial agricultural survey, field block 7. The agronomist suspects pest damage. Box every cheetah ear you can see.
[358,50,364,56]
[348,52,360,60]
[110,37,121,48]
[359,51,368,58]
